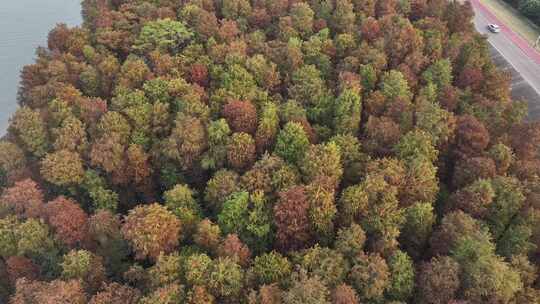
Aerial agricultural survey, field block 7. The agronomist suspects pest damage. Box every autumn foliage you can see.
[0,0,538,302]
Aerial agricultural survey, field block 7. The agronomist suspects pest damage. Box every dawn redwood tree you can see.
[296,245,349,288]
[121,203,181,260]
[0,179,44,219]
[348,252,389,302]
[186,285,215,304]
[227,132,257,171]
[0,141,26,184]
[452,156,496,189]
[283,271,331,304]
[5,256,40,284]
[204,169,240,213]
[44,196,89,248]
[8,107,49,157]
[274,186,312,252]
[61,249,106,293]
[87,210,128,276]
[163,184,202,238]
[193,219,221,254]
[40,149,85,187]
[248,283,282,304]
[222,100,258,135]
[89,282,141,304]
[416,256,461,304]
[164,114,208,170]
[138,283,185,304]
[300,142,343,190]
[275,122,311,165]
[10,278,88,304]
[217,234,252,267]
[251,251,292,286]
[331,284,360,304]
[454,114,490,158]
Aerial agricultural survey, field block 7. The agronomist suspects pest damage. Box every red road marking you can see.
[470,0,540,64]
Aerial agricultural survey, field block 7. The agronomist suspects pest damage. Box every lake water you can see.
[0,0,82,134]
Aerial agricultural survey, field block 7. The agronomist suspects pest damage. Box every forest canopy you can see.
[0,0,539,303]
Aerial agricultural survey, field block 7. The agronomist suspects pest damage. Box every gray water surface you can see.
[0,0,82,134]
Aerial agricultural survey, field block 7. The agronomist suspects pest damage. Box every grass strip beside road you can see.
[478,0,540,48]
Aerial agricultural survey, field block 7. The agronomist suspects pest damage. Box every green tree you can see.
[334,224,366,260]
[300,142,343,189]
[184,253,212,287]
[251,251,292,286]
[217,191,250,237]
[289,65,331,122]
[217,191,273,252]
[333,89,362,136]
[207,257,245,299]
[134,19,193,53]
[164,184,202,238]
[379,70,412,101]
[275,122,310,164]
[386,250,414,301]
[147,253,182,289]
[61,249,106,293]
[295,245,349,288]
[202,119,231,170]
[255,102,280,154]
[204,169,240,213]
[9,107,48,157]
[290,3,315,37]
[399,202,435,259]
[394,129,438,163]
[422,59,453,89]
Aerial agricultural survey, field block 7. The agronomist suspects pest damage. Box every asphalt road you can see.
[470,0,540,119]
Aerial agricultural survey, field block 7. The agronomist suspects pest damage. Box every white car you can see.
[487,24,501,33]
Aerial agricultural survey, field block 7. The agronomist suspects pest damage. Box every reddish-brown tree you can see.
[44,196,89,248]
[360,17,381,42]
[274,186,311,252]
[457,66,484,90]
[0,179,44,219]
[222,100,258,135]
[190,63,209,87]
[510,122,540,160]
[89,282,141,304]
[5,256,40,285]
[454,115,490,158]
[217,234,252,267]
[10,278,88,304]
[452,156,496,189]
[416,256,461,304]
[331,284,360,304]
